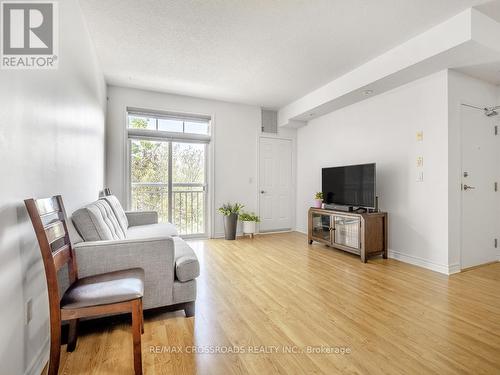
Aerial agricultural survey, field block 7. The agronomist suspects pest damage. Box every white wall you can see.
[0,1,106,374]
[447,71,500,269]
[296,71,452,273]
[106,86,296,237]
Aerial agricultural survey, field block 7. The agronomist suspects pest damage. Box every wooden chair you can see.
[25,195,145,375]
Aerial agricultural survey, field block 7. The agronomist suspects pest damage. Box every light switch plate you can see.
[416,171,424,182]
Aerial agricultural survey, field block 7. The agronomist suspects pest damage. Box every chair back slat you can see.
[25,195,79,307]
[36,197,60,216]
[53,245,71,271]
[45,221,66,244]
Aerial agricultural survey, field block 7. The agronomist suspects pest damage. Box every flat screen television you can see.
[322,163,376,208]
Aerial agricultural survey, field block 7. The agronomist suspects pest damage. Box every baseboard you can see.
[447,263,461,274]
[25,338,49,375]
[257,229,293,235]
[388,249,459,275]
[212,231,243,239]
[212,229,294,238]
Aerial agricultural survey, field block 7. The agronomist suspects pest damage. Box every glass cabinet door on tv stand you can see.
[333,215,361,254]
[310,212,332,244]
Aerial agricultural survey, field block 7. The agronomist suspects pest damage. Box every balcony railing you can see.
[131,182,205,236]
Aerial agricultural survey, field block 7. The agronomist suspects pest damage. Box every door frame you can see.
[257,134,296,233]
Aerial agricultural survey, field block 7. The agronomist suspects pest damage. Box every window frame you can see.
[127,107,211,137]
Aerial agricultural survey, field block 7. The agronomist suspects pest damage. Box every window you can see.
[127,108,210,135]
[129,115,156,130]
[127,108,210,236]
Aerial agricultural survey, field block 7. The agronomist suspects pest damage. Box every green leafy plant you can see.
[218,202,244,216]
[314,192,323,200]
[239,211,260,222]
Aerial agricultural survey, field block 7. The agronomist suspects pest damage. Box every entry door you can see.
[259,137,293,232]
[461,105,500,269]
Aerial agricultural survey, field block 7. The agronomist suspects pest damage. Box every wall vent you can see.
[261,109,278,134]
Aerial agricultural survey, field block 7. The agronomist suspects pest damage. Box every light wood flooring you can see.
[58,232,500,374]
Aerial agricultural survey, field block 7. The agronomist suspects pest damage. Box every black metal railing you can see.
[131,182,205,235]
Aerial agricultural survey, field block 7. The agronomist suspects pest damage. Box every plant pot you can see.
[223,213,238,240]
[242,220,256,235]
[313,199,323,208]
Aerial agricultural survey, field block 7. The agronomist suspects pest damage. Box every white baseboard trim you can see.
[447,263,462,274]
[212,229,294,239]
[257,229,293,235]
[212,230,243,239]
[388,249,459,275]
[25,338,49,375]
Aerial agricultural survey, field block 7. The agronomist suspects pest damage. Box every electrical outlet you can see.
[416,131,424,142]
[25,298,33,325]
[416,156,424,168]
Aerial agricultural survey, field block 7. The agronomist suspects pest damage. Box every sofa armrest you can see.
[125,211,158,226]
[73,237,175,309]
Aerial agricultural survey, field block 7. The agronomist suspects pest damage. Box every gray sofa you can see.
[70,195,199,316]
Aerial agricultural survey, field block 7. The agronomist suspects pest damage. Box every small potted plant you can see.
[218,202,244,240]
[239,212,260,238]
[314,192,323,208]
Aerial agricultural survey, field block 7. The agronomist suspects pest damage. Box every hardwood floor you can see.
[58,232,500,374]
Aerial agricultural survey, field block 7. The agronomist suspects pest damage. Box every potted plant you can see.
[239,212,260,238]
[218,202,244,240]
[314,192,323,208]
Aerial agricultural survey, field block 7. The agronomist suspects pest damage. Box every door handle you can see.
[260,190,266,194]
[463,184,475,191]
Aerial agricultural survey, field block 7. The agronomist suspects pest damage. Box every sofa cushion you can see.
[173,237,200,282]
[72,200,126,241]
[101,195,128,233]
[126,222,178,239]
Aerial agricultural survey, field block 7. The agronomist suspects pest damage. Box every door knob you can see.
[260,190,266,194]
[463,184,475,191]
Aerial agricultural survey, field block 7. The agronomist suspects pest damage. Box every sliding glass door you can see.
[130,139,170,222]
[172,142,206,235]
[127,109,210,237]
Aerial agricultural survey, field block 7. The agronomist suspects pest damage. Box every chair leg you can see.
[67,319,79,352]
[184,301,195,317]
[139,300,144,334]
[48,319,61,375]
[131,299,143,375]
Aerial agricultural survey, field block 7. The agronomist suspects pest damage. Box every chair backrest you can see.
[24,196,78,309]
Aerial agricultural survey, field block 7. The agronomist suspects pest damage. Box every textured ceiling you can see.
[79,0,492,108]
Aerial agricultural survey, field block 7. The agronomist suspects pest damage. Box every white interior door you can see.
[259,137,292,232]
[461,105,500,269]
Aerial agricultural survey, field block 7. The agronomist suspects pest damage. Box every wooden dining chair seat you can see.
[61,268,144,309]
[24,195,144,375]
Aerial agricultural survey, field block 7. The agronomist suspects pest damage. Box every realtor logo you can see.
[1,1,58,69]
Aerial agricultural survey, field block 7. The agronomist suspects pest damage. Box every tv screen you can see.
[322,163,376,208]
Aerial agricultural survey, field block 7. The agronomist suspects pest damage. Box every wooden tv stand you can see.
[308,208,388,263]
